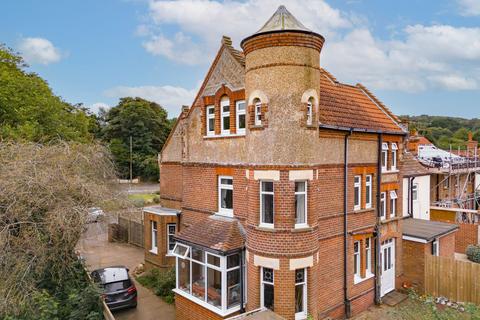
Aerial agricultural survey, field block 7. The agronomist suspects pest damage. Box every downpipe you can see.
[343,129,353,318]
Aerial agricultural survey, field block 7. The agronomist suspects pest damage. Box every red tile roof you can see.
[318,69,406,134]
[401,153,430,177]
[175,215,246,254]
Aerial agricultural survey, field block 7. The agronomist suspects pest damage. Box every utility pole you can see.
[129,135,133,184]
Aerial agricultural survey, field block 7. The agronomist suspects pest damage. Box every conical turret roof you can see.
[255,5,311,34]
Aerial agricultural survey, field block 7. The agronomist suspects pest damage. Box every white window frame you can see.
[221,97,230,135]
[172,242,190,259]
[295,181,308,228]
[365,175,372,209]
[365,238,372,276]
[306,98,313,126]
[174,246,245,317]
[353,241,360,279]
[381,143,388,172]
[236,100,246,135]
[260,181,274,228]
[150,220,158,254]
[389,190,397,218]
[218,176,233,217]
[412,183,418,201]
[380,192,386,220]
[206,105,215,136]
[354,175,361,211]
[260,267,274,310]
[294,268,307,320]
[254,100,262,126]
[391,143,398,171]
[166,223,176,255]
[432,238,439,256]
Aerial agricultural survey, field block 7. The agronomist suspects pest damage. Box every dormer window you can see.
[206,105,215,136]
[307,98,313,126]
[221,96,230,135]
[254,98,262,126]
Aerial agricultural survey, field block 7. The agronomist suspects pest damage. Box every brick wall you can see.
[455,224,478,253]
[160,163,183,208]
[402,240,428,291]
[143,212,177,269]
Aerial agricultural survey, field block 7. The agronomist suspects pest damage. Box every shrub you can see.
[153,196,161,204]
[132,198,145,208]
[466,245,480,263]
[137,268,175,304]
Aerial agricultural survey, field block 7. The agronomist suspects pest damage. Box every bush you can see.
[132,198,145,208]
[137,268,175,304]
[153,196,160,204]
[466,245,480,263]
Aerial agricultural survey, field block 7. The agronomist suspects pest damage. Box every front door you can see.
[381,238,395,296]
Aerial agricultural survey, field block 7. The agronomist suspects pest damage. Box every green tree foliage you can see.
[102,97,173,180]
[0,44,96,142]
[402,115,480,150]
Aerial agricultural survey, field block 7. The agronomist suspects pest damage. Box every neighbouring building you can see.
[402,153,431,220]
[146,6,410,320]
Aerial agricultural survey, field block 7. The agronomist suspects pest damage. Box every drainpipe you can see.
[343,129,353,318]
[409,177,416,217]
[374,133,383,305]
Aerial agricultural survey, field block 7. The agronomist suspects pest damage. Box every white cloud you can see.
[87,102,110,114]
[143,0,351,64]
[136,0,480,93]
[458,0,480,16]
[17,37,62,65]
[104,85,196,116]
[322,25,480,92]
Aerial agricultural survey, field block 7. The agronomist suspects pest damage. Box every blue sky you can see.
[1,0,479,119]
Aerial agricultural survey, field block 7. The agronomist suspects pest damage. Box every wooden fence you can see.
[118,217,144,248]
[425,255,480,304]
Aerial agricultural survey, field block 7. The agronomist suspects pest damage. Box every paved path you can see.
[77,221,175,320]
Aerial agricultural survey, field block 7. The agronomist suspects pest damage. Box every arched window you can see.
[220,96,230,134]
[254,98,262,126]
[307,97,314,126]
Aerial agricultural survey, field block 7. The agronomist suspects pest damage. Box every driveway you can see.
[77,220,175,320]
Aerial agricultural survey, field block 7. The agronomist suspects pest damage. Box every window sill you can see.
[215,211,234,218]
[203,133,245,139]
[257,223,275,231]
[293,224,311,232]
[353,208,375,214]
[354,271,374,284]
[149,248,158,255]
[173,289,240,317]
[382,169,399,174]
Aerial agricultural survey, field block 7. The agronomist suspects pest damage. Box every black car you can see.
[91,266,137,311]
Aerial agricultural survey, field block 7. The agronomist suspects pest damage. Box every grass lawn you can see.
[128,193,157,202]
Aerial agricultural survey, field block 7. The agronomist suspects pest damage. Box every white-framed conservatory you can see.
[171,242,246,316]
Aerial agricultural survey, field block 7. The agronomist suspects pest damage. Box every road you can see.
[119,183,159,195]
[77,220,175,320]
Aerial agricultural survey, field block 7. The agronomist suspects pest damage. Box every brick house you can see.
[145,6,410,320]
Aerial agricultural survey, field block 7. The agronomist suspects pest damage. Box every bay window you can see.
[295,181,307,227]
[260,181,274,227]
[261,267,274,310]
[365,175,372,209]
[150,221,158,254]
[354,176,361,211]
[218,176,233,216]
[236,100,246,134]
[206,105,215,135]
[221,96,230,135]
[295,268,307,319]
[172,244,245,315]
[167,223,176,254]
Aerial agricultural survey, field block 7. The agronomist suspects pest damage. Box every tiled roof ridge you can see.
[320,68,339,84]
[355,83,403,126]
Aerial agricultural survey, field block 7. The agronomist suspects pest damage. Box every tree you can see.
[102,97,172,180]
[0,44,95,142]
[0,142,126,318]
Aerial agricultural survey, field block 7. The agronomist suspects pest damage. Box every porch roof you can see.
[403,218,458,242]
[174,214,246,255]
